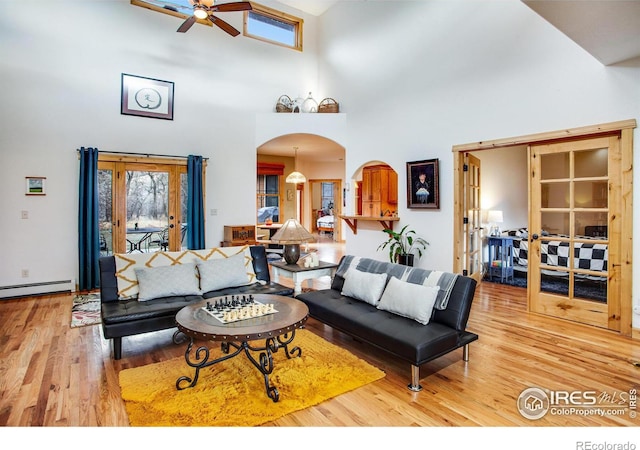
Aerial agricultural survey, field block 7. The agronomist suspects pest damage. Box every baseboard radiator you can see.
[0,279,76,299]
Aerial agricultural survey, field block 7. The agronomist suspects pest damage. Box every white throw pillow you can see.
[197,252,251,292]
[341,268,388,306]
[135,263,201,301]
[377,276,440,325]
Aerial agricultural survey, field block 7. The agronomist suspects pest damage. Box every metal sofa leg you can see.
[113,337,122,360]
[463,343,470,362]
[408,364,422,392]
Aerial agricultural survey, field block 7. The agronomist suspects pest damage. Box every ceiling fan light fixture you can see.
[193,7,208,19]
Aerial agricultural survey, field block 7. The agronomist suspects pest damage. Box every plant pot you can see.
[396,254,414,266]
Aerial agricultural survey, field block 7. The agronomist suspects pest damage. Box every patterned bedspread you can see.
[512,236,608,272]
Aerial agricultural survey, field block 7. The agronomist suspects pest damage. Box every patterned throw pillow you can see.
[341,268,388,306]
[134,263,201,302]
[377,276,439,325]
[197,252,252,292]
[114,246,256,300]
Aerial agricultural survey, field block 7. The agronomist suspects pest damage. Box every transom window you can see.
[130,1,303,51]
[244,3,303,51]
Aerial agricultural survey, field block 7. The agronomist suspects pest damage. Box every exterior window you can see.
[257,174,280,224]
[244,3,303,51]
[321,182,334,210]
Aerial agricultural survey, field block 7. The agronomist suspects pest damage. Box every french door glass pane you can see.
[574,148,608,177]
[98,169,113,255]
[541,211,569,236]
[181,172,188,250]
[539,268,570,296]
[126,170,169,253]
[541,182,569,208]
[541,153,569,179]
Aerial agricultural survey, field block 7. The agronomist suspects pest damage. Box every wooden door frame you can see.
[452,119,636,337]
[98,155,198,253]
[309,179,342,241]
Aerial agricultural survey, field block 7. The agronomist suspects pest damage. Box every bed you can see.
[316,211,335,234]
[507,228,608,280]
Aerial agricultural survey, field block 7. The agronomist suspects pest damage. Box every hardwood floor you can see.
[1,239,638,434]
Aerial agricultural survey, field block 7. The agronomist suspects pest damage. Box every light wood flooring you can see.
[1,237,638,430]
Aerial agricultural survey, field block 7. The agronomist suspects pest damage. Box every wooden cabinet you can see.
[223,225,256,247]
[361,165,398,217]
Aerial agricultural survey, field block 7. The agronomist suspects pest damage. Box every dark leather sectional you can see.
[296,256,478,391]
[98,245,293,359]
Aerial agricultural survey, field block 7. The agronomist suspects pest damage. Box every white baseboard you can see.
[0,279,76,299]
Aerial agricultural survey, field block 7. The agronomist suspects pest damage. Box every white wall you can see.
[0,0,320,289]
[474,146,529,232]
[317,1,640,325]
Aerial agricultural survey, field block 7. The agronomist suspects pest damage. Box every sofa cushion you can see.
[135,263,201,301]
[341,268,388,306]
[334,255,459,310]
[377,276,439,325]
[197,252,251,292]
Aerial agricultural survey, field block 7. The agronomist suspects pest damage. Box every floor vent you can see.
[0,280,75,299]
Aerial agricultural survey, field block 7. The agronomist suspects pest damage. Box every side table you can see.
[487,236,515,283]
[270,260,339,296]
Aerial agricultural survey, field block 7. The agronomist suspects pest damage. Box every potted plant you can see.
[377,225,429,266]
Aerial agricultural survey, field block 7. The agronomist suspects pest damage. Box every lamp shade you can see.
[270,219,315,244]
[285,146,306,184]
[285,171,306,183]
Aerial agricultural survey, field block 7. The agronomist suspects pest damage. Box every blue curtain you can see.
[187,155,205,249]
[78,147,100,290]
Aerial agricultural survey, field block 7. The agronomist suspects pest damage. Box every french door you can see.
[98,156,188,254]
[463,154,483,283]
[529,136,620,331]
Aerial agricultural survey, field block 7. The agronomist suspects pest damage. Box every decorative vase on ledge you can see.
[301,92,318,113]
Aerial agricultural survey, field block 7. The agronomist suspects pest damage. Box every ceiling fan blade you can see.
[208,14,241,37]
[212,1,253,12]
[177,15,197,32]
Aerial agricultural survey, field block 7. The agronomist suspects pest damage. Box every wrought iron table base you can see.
[175,331,302,402]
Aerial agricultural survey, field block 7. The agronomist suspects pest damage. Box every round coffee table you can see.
[174,294,308,402]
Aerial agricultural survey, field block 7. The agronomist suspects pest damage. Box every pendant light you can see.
[286,146,306,184]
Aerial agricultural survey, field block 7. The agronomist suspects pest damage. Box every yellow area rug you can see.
[119,329,385,426]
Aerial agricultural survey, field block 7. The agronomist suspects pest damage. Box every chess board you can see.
[201,296,278,324]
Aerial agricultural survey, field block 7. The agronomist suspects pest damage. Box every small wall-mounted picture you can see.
[121,73,174,120]
[26,176,46,195]
[407,159,439,209]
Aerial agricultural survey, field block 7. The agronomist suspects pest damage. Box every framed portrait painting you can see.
[407,159,439,209]
[121,73,174,120]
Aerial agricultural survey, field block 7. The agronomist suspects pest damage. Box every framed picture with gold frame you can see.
[406,159,439,209]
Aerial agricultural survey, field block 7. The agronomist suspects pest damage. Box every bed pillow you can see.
[134,263,201,302]
[197,252,252,292]
[377,276,440,325]
[341,268,388,306]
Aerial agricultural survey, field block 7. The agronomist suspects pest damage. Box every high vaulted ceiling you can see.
[523,0,640,66]
[281,0,640,66]
[259,1,640,162]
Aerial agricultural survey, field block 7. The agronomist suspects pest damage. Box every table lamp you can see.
[269,218,315,264]
[487,210,503,236]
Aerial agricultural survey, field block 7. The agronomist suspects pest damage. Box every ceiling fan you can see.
[150,0,252,36]
[178,0,252,36]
